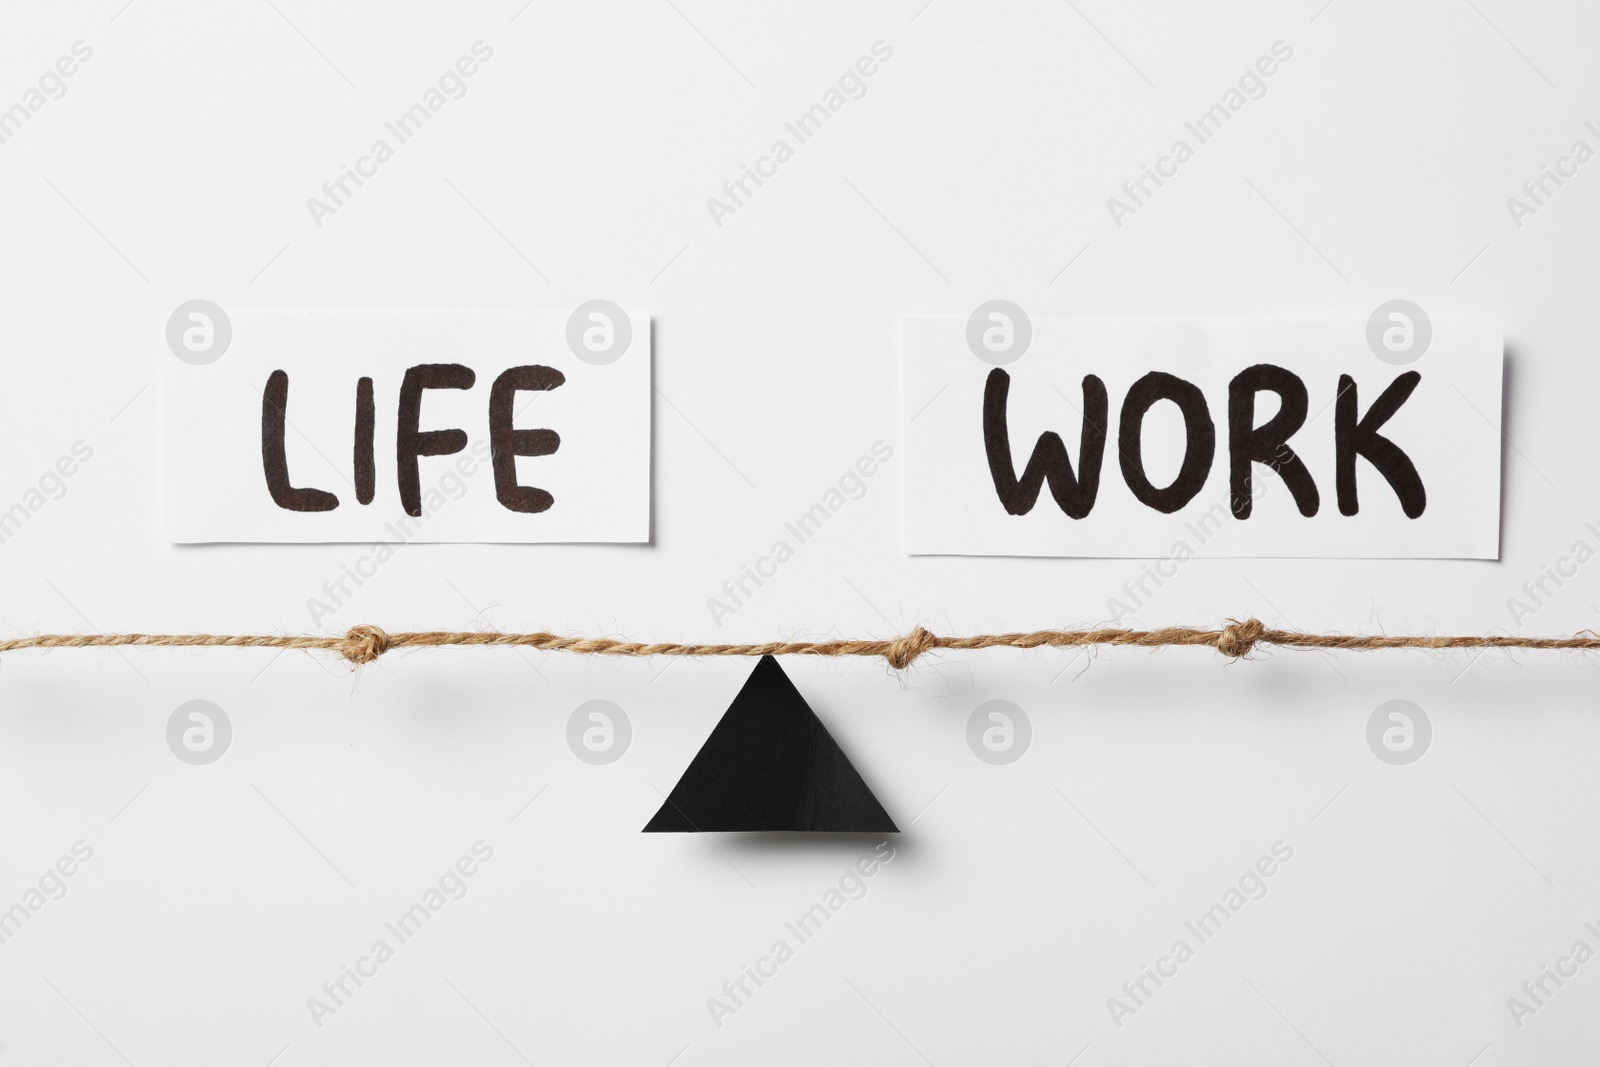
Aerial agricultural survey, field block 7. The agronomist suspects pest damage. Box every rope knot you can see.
[885,626,937,670]
[1217,618,1266,659]
[341,624,392,665]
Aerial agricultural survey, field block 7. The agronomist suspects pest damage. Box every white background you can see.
[0,1,1596,1064]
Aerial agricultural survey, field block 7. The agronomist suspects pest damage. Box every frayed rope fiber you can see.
[1,619,1599,669]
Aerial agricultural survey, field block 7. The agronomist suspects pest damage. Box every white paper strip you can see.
[903,316,1502,558]
[163,307,650,543]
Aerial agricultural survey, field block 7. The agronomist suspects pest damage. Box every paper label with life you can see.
[162,306,650,543]
[902,315,1502,558]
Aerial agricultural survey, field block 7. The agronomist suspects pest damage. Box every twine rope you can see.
[1,619,1598,669]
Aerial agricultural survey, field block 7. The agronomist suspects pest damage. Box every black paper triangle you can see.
[643,656,898,833]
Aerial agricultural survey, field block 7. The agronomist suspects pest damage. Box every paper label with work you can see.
[903,314,1502,558]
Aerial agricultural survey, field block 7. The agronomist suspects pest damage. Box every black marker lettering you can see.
[983,368,1107,518]
[489,365,563,514]
[261,370,338,512]
[1335,372,1425,517]
[396,364,475,517]
[1118,372,1213,513]
[1228,364,1318,518]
